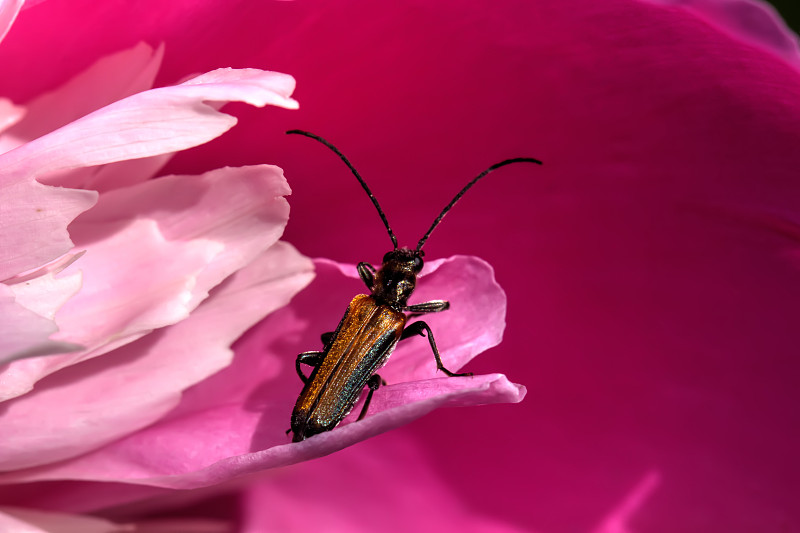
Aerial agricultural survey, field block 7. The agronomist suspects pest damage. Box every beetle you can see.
[286,129,541,442]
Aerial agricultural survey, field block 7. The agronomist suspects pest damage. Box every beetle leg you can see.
[296,351,325,384]
[401,321,473,377]
[357,374,386,421]
[356,262,376,289]
[403,299,449,314]
[320,331,335,347]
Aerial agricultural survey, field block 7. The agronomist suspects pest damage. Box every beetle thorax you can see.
[372,248,423,309]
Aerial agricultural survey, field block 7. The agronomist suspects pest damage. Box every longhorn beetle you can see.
[287,130,541,442]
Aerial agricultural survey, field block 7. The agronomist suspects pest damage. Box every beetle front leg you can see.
[403,300,449,314]
[356,262,376,290]
[357,374,387,421]
[320,331,335,347]
[295,351,325,384]
[401,321,473,377]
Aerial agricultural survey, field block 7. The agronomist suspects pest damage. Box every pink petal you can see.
[0,242,313,471]
[0,42,181,192]
[0,256,519,488]
[0,506,231,533]
[0,178,96,281]
[279,373,523,472]
[0,219,219,401]
[0,67,295,282]
[241,433,531,533]
[0,283,81,364]
[0,97,24,134]
[374,256,506,381]
[0,164,291,400]
[0,265,82,362]
[0,42,164,157]
[75,164,293,305]
[0,68,298,177]
[0,507,130,533]
[7,255,82,321]
[13,42,178,192]
[61,220,220,340]
[642,0,800,67]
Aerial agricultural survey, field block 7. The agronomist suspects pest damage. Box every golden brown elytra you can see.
[286,130,541,442]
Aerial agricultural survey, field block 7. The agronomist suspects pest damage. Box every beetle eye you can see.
[412,255,424,272]
[382,252,394,264]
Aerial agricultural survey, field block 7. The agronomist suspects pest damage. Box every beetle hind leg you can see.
[401,321,473,378]
[357,374,387,421]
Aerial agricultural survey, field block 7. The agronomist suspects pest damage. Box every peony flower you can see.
[0,0,525,531]
[2,0,800,531]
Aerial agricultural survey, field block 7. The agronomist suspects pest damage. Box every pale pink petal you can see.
[0,266,82,363]
[57,218,221,345]
[0,42,164,156]
[0,0,23,45]
[0,164,291,400]
[7,261,82,320]
[0,284,80,364]
[76,164,293,309]
[1,252,84,363]
[0,67,295,281]
[27,42,172,193]
[76,152,174,192]
[0,42,177,191]
[0,219,221,401]
[0,242,313,472]
[0,179,96,282]
[0,68,298,177]
[0,256,518,488]
[241,433,532,533]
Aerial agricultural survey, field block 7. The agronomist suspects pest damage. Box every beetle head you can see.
[373,248,424,308]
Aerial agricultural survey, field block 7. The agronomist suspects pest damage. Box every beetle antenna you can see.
[287,130,398,250]
[416,157,543,251]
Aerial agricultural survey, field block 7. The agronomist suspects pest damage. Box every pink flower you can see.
[2,0,800,531]
[0,1,526,531]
